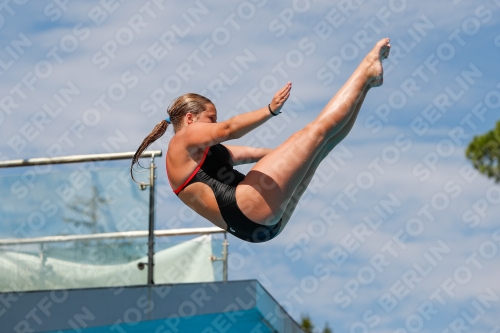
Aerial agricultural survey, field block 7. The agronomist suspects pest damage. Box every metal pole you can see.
[0,150,162,168]
[209,232,229,281]
[39,243,45,289]
[0,227,226,245]
[147,153,156,285]
[222,233,228,282]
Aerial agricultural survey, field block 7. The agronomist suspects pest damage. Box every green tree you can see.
[466,121,500,182]
[322,322,333,333]
[300,314,314,333]
[300,314,334,333]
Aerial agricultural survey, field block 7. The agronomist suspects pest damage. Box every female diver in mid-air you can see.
[131,38,391,243]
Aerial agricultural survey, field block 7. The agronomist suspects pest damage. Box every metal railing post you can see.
[39,243,46,289]
[222,233,228,282]
[147,153,156,285]
[211,232,229,282]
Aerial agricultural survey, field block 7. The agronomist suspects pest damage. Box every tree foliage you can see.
[466,121,500,183]
[322,322,333,333]
[300,314,314,333]
[300,314,333,333]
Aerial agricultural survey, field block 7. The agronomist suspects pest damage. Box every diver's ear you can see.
[185,112,196,125]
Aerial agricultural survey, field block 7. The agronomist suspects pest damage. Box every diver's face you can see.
[195,104,217,123]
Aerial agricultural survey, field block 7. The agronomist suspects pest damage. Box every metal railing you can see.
[0,227,226,245]
[0,150,229,284]
[0,227,229,282]
[0,150,161,168]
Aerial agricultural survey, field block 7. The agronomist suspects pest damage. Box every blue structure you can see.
[1,280,304,333]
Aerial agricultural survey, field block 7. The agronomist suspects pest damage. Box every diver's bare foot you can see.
[363,38,390,87]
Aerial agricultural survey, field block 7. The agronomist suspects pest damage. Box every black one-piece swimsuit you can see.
[167,144,281,243]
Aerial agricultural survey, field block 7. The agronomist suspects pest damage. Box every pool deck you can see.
[1,280,304,333]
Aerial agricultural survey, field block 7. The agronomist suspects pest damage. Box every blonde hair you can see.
[130,93,213,182]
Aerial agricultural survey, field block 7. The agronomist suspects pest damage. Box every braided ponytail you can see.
[130,119,168,183]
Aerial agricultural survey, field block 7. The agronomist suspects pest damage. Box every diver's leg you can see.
[236,39,390,225]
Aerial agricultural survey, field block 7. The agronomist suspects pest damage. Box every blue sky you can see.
[1,0,500,332]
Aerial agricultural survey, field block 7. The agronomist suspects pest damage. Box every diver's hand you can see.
[269,82,291,115]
